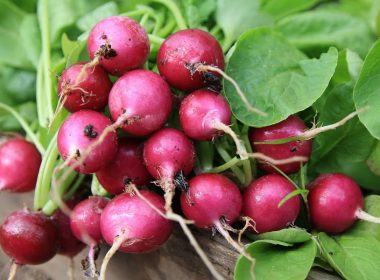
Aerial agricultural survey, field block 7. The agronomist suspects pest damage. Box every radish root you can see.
[244,152,308,166]
[356,208,380,224]
[82,244,100,278]
[212,121,248,160]
[99,230,128,280]
[68,257,74,280]
[238,216,257,246]
[7,261,18,280]
[191,63,266,117]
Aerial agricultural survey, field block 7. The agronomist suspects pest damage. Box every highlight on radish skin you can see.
[157,29,224,91]
[96,139,152,195]
[143,128,195,212]
[57,110,118,174]
[308,173,380,234]
[87,16,149,76]
[0,209,60,265]
[57,62,112,113]
[70,196,109,277]
[249,115,312,174]
[99,191,173,280]
[0,138,41,193]
[243,174,301,233]
[108,69,173,137]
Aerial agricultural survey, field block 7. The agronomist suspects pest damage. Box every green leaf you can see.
[19,14,41,68]
[180,0,215,29]
[91,175,110,197]
[235,240,316,280]
[367,141,380,175]
[61,33,85,67]
[257,228,311,244]
[76,2,119,32]
[348,195,380,241]
[332,49,363,84]
[261,0,320,20]
[224,28,337,127]
[318,233,380,280]
[215,0,273,50]
[276,10,375,58]
[354,39,380,140]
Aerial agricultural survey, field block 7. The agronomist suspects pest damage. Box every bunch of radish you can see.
[1,13,379,280]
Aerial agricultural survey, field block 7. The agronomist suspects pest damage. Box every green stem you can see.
[0,103,45,154]
[34,133,58,210]
[148,34,165,45]
[121,10,148,17]
[152,0,187,30]
[209,157,241,173]
[210,25,221,37]
[38,0,54,126]
[139,13,150,27]
[157,15,176,37]
[196,141,215,172]
[221,35,234,53]
[241,126,253,185]
[215,143,245,184]
[36,58,47,127]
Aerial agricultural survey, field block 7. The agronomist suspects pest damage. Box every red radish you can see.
[0,138,41,193]
[308,173,380,234]
[70,196,109,277]
[249,115,312,174]
[99,191,173,279]
[96,139,152,195]
[180,173,242,229]
[0,209,59,265]
[57,62,112,112]
[108,69,173,136]
[243,174,301,233]
[157,29,224,91]
[87,16,149,76]
[52,203,85,258]
[143,128,195,211]
[57,110,118,174]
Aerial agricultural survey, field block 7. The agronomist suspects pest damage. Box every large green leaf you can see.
[318,233,380,280]
[257,228,311,244]
[235,240,316,280]
[19,14,41,68]
[215,0,273,50]
[224,28,337,127]
[76,2,118,32]
[276,10,375,57]
[354,39,380,140]
[367,141,380,175]
[180,0,215,29]
[332,49,363,85]
[348,195,380,241]
[261,0,320,20]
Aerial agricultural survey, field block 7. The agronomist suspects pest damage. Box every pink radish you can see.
[0,209,59,265]
[96,139,152,195]
[87,16,149,76]
[308,173,380,234]
[0,138,41,193]
[99,191,173,279]
[157,29,224,91]
[143,128,195,211]
[243,174,301,233]
[57,110,118,174]
[70,196,109,277]
[57,62,112,112]
[108,69,173,136]
[249,115,312,174]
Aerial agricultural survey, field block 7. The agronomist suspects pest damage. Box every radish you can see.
[52,204,85,258]
[157,29,224,92]
[0,209,59,267]
[57,110,118,174]
[249,115,312,174]
[57,62,112,113]
[70,196,109,277]
[96,139,152,195]
[99,191,173,280]
[143,128,195,211]
[87,16,149,76]
[243,174,301,233]
[179,89,250,159]
[0,138,41,193]
[108,69,173,136]
[180,173,256,269]
[308,173,380,234]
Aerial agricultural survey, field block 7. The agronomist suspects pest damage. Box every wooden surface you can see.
[0,192,341,280]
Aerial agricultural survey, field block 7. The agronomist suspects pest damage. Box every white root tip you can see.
[356,208,380,224]
[7,262,18,280]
